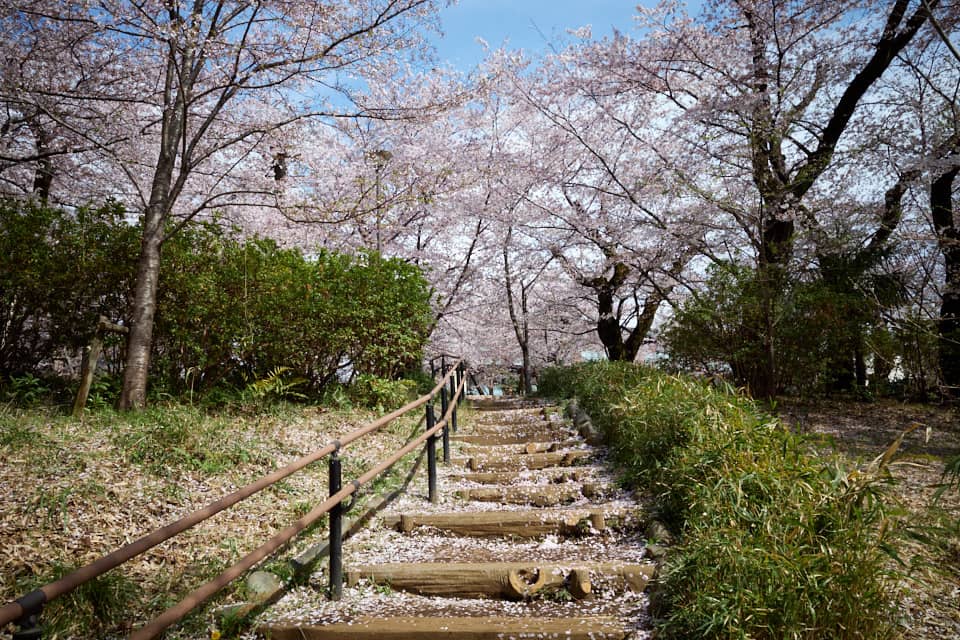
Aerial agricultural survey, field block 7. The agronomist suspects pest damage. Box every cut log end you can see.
[567,568,592,600]
[505,568,549,599]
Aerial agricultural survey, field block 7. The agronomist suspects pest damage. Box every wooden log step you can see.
[345,561,654,599]
[464,430,570,444]
[467,450,591,471]
[260,616,627,639]
[470,419,559,430]
[455,483,609,506]
[470,421,562,433]
[471,398,548,410]
[460,441,579,456]
[452,433,561,446]
[384,507,624,537]
[450,467,603,485]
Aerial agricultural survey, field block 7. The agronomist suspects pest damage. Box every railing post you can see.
[426,404,438,504]
[328,451,343,601]
[12,613,42,640]
[450,368,458,434]
[440,386,450,463]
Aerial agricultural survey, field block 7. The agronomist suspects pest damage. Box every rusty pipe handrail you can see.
[0,361,462,632]
[130,370,466,639]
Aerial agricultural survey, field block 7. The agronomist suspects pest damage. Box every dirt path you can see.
[251,402,655,639]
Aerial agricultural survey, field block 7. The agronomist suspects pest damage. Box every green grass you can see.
[110,404,272,475]
[11,563,140,640]
[541,362,901,640]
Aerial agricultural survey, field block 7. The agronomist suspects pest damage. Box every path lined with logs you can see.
[255,400,655,639]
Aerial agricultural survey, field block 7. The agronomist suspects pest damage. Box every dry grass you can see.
[778,398,960,640]
[0,402,420,639]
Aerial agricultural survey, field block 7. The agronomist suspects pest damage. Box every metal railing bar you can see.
[291,442,426,573]
[129,480,358,640]
[0,362,462,630]
[131,380,462,639]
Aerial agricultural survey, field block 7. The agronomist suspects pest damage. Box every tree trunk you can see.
[520,342,532,395]
[596,274,627,360]
[932,166,960,397]
[118,45,183,410]
[753,261,782,398]
[502,227,535,394]
[119,221,163,410]
[29,119,54,201]
[519,285,532,395]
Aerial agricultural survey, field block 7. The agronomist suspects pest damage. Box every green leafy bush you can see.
[3,373,51,406]
[542,362,900,640]
[245,366,308,402]
[348,374,418,411]
[0,199,433,403]
[0,198,138,377]
[662,260,916,398]
[154,229,432,397]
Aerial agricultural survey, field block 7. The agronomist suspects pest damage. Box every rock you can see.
[645,543,668,560]
[247,571,283,603]
[645,520,674,546]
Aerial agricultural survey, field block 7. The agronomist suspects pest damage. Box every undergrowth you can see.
[11,563,140,639]
[110,405,272,475]
[540,362,902,640]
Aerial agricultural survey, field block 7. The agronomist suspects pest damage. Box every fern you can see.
[246,366,307,401]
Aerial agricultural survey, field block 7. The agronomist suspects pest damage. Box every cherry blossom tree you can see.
[2,0,445,408]
[491,39,703,364]
[0,6,119,200]
[575,0,942,394]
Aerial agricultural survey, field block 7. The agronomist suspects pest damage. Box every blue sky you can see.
[435,1,644,68]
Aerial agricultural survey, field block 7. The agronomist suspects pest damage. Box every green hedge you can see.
[0,199,138,377]
[540,362,898,639]
[0,199,433,400]
[155,225,433,394]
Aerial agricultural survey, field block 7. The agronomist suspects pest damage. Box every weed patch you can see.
[541,362,901,639]
[111,405,268,475]
[12,563,140,639]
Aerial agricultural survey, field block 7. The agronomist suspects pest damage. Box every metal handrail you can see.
[0,360,467,639]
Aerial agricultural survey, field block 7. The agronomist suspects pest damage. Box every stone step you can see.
[345,561,655,599]
[383,506,629,537]
[260,616,628,639]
